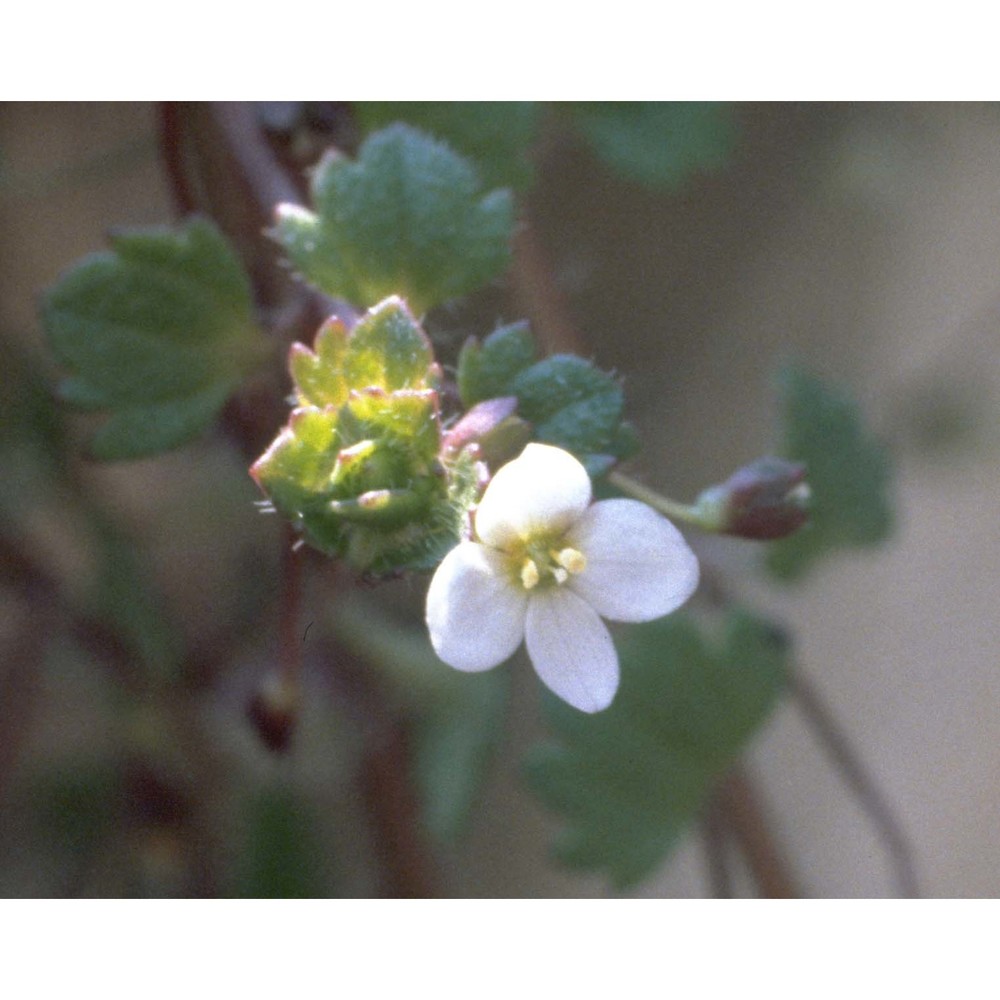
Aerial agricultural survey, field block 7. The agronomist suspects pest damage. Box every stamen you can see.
[520,558,540,590]
[552,567,569,585]
[553,547,587,574]
[789,483,812,504]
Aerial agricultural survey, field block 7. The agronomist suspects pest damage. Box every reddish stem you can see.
[788,666,920,897]
[510,222,586,355]
[158,103,198,217]
[163,102,442,894]
[360,724,439,898]
[716,767,798,898]
[280,524,303,687]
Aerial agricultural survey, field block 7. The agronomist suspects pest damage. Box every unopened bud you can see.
[694,457,810,540]
[441,397,533,471]
[247,673,300,753]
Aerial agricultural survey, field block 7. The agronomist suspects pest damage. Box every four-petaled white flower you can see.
[426,443,700,713]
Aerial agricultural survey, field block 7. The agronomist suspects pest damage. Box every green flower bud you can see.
[251,297,481,577]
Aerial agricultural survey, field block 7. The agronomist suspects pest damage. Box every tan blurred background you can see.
[2,102,998,897]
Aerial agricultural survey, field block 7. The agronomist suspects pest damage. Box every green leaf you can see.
[456,321,536,406]
[0,347,69,515]
[354,102,540,190]
[289,317,351,409]
[89,518,183,682]
[332,594,509,842]
[235,788,324,898]
[341,295,436,392]
[87,380,237,461]
[457,323,637,474]
[32,764,121,863]
[570,102,736,188]
[273,124,515,315]
[513,356,624,459]
[290,297,436,410]
[766,367,894,580]
[42,217,268,460]
[414,669,509,844]
[524,611,788,889]
[254,406,341,514]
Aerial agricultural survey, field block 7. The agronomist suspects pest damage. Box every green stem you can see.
[607,469,704,526]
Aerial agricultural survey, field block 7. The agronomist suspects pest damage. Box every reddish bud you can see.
[695,457,810,540]
[247,673,300,754]
[441,397,533,471]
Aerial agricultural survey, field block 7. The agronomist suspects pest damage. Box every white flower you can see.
[425,443,700,713]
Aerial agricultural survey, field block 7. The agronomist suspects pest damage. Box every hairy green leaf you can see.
[289,317,351,409]
[42,218,268,460]
[274,124,515,315]
[354,102,540,190]
[456,321,536,405]
[457,322,637,475]
[570,102,736,188]
[524,611,788,888]
[766,367,893,580]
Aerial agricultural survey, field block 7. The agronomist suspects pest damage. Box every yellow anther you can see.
[520,558,540,590]
[552,567,569,585]
[553,547,587,575]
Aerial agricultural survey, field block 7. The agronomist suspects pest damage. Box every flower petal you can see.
[475,443,592,549]
[567,498,699,622]
[426,541,528,672]
[525,588,619,713]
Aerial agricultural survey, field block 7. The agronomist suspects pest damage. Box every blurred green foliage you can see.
[333,594,509,844]
[236,788,325,898]
[568,102,737,188]
[41,218,268,460]
[767,367,894,580]
[525,611,788,888]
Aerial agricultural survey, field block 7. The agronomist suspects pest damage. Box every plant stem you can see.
[699,796,735,898]
[606,469,700,524]
[359,722,439,898]
[164,102,442,896]
[157,103,198,216]
[788,666,920,898]
[717,766,799,898]
[0,593,46,806]
[280,523,303,690]
[206,102,302,210]
[510,222,586,355]
[316,634,439,897]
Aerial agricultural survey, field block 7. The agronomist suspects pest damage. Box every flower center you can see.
[513,538,587,591]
